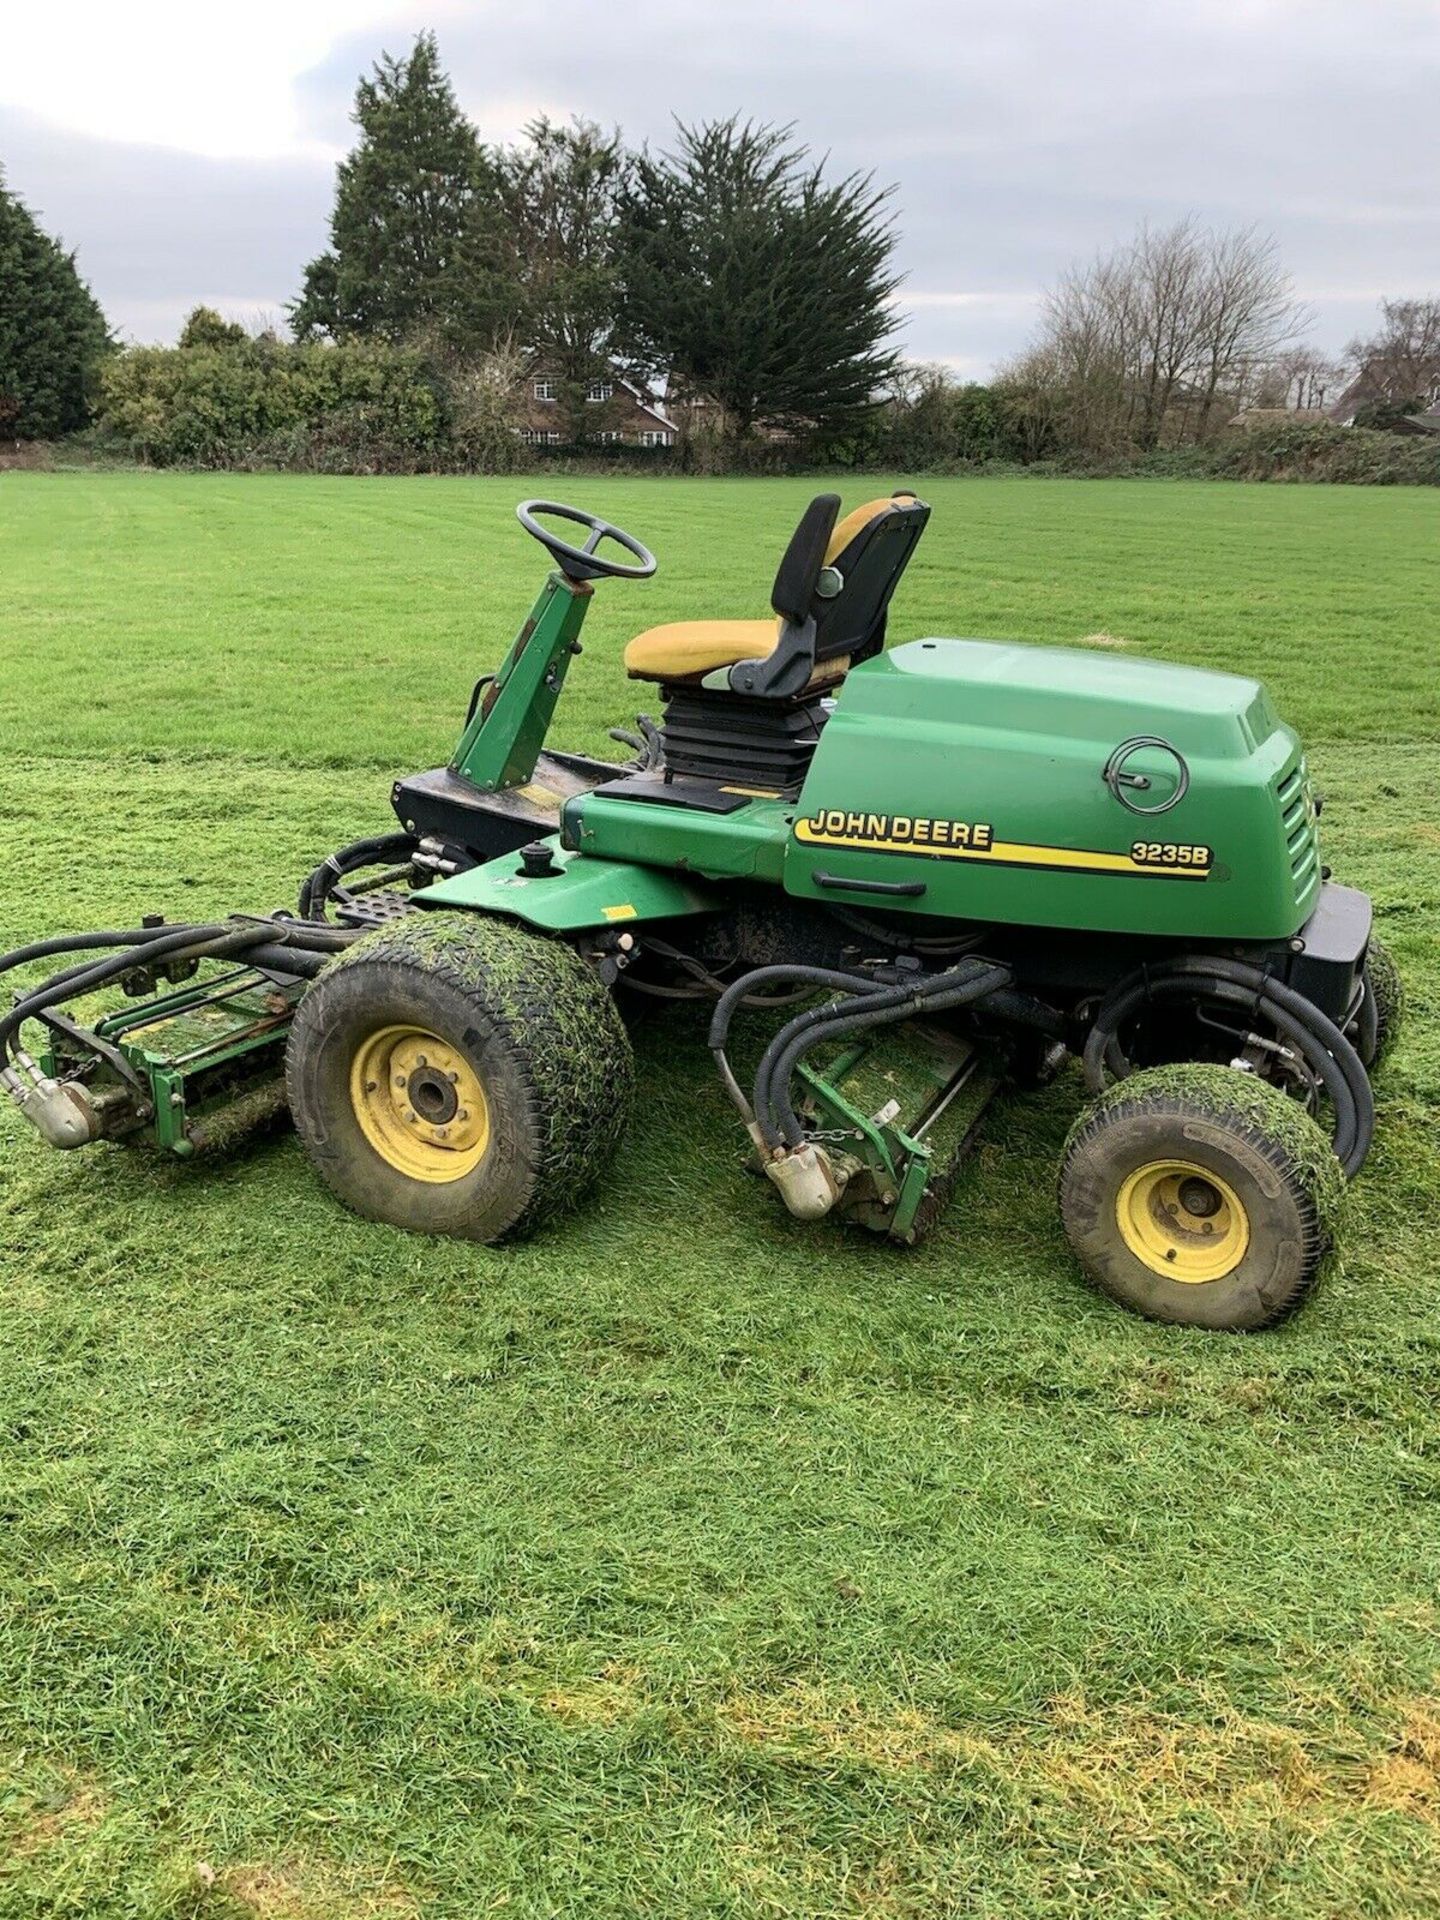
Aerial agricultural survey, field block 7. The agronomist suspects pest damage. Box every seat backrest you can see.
[810,493,931,669]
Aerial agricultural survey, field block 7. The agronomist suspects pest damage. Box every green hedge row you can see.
[92,333,1440,483]
[98,335,452,471]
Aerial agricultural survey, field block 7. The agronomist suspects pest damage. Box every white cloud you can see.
[2,0,462,158]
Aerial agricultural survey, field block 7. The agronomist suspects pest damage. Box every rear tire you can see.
[286,914,633,1242]
[1357,934,1403,1069]
[1058,1064,1343,1330]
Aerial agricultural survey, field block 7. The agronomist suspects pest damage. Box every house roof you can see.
[616,376,676,432]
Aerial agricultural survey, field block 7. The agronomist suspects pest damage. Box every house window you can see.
[639,430,673,448]
[586,382,614,403]
[533,379,556,402]
[597,431,623,445]
[545,431,561,444]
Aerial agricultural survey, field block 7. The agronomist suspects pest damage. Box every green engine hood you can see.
[785,638,1320,941]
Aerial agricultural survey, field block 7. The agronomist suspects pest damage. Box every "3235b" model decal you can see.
[1129,840,1213,869]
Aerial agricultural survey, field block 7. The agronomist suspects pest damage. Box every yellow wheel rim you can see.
[349,1025,490,1184]
[1115,1158,1250,1282]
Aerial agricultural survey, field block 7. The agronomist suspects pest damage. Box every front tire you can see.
[286,914,633,1242]
[1058,1064,1344,1330]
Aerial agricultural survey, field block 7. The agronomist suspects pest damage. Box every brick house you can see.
[517,369,676,447]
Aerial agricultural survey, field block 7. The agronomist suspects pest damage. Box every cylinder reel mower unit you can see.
[4,493,1399,1331]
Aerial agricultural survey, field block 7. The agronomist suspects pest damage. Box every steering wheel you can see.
[516,500,657,582]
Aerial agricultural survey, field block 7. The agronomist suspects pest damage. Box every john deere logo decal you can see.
[799,810,994,850]
[795,811,1212,880]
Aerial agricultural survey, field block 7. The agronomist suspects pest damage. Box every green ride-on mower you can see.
[3,493,1400,1329]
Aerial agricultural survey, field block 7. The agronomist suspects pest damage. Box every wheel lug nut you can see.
[365,1080,378,1093]
[447,1070,459,1084]
[394,1075,407,1089]
[457,1109,469,1121]
[415,1054,428,1068]
[406,1110,418,1124]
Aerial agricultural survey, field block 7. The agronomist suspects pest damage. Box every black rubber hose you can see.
[1172,978,1366,1172]
[764,976,1008,1151]
[0,923,271,1063]
[708,964,878,1054]
[752,979,933,1144]
[0,924,208,982]
[708,963,891,1130]
[762,964,1012,1149]
[1081,959,1373,1176]
[1087,966,1363,1141]
[298,833,415,920]
[749,955,1002,1110]
[972,985,1069,1039]
[257,921,359,950]
[1183,959,1374,1174]
[11,923,234,1002]
[242,944,335,980]
[21,920,358,1006]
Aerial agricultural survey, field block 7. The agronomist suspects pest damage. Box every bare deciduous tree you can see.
[1008,218,1306,451]
[1344,297,1440,410]
[1250,345,1346,413]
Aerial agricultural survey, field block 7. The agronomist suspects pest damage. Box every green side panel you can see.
[785,638,1320,940]
[560,791,792,882]
[414,838,722,932]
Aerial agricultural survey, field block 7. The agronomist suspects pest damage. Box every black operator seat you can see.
[622,491,931,700]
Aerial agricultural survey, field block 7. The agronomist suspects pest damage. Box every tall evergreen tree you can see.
[617,120,900,442]
[498,118,630,441]
[291,33,513,346]
[0,170,110,439]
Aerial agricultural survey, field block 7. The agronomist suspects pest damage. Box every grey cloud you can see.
[5,0,1438,365]
[0,108,332,342]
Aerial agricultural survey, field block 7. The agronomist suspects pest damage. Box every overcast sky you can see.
[3,0,1437,375]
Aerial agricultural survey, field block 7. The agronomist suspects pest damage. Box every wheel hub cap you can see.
[1115,1158,1250,1282]
[349,1025,490,1183]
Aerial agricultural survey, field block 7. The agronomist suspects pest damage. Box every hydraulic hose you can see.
[0,919,360,1066]
[1081,957,1374,1177]
[299,833,416,920]
[13,918,354,1005]
[707,963,888,1125]
[0,924,273,1064]
[0,923,215,982]
[759,962,1012,1149]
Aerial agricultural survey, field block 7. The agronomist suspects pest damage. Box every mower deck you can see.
[40,962,309,1154]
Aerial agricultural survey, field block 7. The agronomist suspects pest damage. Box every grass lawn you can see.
[0,472,1437,1918]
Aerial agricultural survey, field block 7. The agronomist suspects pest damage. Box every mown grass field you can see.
[0,472,1437,1919]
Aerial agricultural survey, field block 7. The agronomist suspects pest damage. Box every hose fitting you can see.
[3,1055,101,1149]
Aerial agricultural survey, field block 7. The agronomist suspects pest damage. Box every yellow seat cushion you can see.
[622,499,902,682]
[624,617,780,681]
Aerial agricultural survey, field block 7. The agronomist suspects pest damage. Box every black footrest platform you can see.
[590,776,759,814]
[392,753,611,862]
